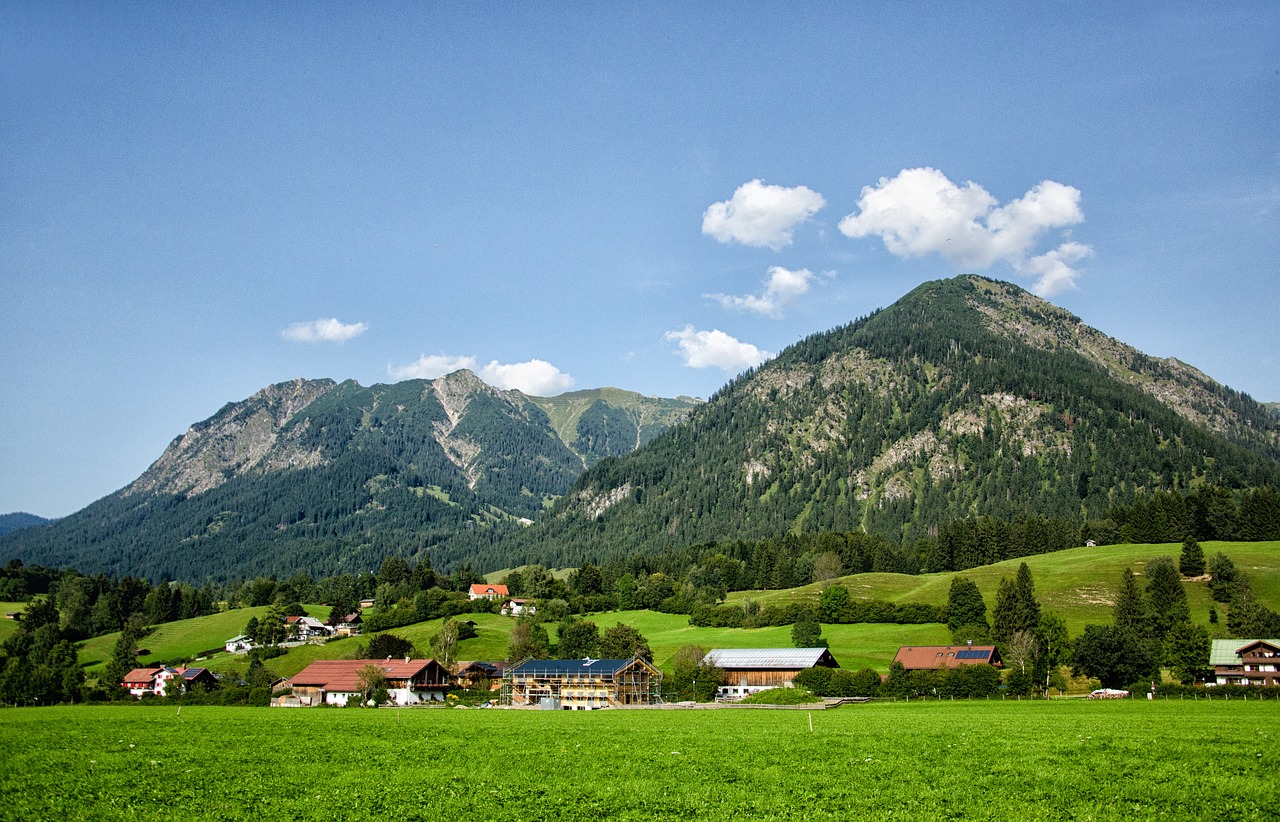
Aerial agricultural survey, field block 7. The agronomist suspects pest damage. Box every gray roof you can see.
[702,648,839,670]
[1210,638,1280,667]
[507,658,642,678]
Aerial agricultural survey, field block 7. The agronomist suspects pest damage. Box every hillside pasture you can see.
[724,540,1280,636]
[1,701,1275,820]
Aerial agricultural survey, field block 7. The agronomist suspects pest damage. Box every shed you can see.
[702,648,840,699]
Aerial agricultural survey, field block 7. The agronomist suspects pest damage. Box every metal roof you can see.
[702,648,839,670]
[507,658,640,678]
[1209,638,1280,667]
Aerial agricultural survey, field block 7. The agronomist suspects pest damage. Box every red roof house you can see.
[469,583,509,601]
[282,658,450,707]
[893,644,1002,670]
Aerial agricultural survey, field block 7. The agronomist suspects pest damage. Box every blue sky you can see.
[2,3,1277,518]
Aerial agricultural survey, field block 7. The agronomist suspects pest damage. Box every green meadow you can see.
[61,541,1280,685]
[1,701,1276,821]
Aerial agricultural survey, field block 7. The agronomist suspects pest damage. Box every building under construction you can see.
[502,657,662,709]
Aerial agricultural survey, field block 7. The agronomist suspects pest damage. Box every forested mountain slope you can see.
[0,372,691,580]
[443,275,1280,570]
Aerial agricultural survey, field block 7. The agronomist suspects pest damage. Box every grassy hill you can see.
[725,540,1280,636]
[73,540,1280,682]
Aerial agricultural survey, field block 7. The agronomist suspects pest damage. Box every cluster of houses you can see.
[468,583,534,616]
[122,665,220,698]
[224,612,363,654]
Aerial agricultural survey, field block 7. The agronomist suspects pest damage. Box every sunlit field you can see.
[2,700,1275,820]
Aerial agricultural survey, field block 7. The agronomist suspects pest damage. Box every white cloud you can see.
[388,354,575,395]
[706,266,818,317]
[479,359,575,395]
[702,179,826,250]
[389,353,479,381]
[838,167,1093,295]
[665,326,773,371]
[280,318,368,343]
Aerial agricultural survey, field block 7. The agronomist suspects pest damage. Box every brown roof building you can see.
[281,658,449,707]
[893,644,1002,670]
[1210,639,1280,686]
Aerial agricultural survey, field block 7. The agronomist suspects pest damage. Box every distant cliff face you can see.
[0,371,694,580]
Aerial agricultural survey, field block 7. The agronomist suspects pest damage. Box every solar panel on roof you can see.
[956,649,988,659]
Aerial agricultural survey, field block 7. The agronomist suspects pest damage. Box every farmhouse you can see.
[455,660,505,691]
[702,648,840,700]
[280,658,450,707]
[225,635,253,653]
[469,583,509,601]
[121,666,219,698]
[502,657,661,709]
[501,598,535,617]
[285,615,332,640]
[1210,639,1280,686]
[893,644,1002,670]
[333,611,363,637]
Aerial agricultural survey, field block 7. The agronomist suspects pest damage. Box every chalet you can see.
[285,615,332,640]
[281,658,450,707]
[501,598,534,617]
[333,611,363,637]
[122,666,165,698]
[503,658,661,709]
[121,666,218,698]
[703,648,840,700]
[893,644,1002,671]
[469,583,509,601]
[1210,639,1280,686]
[455,660,505,691]
[225,635,254,654]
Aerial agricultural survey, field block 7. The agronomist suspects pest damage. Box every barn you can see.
[702,648,840,700]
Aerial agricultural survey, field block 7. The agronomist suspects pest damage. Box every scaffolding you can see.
[501,657,662,708]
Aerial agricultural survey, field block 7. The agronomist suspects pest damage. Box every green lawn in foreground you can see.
[1,701,1275,821]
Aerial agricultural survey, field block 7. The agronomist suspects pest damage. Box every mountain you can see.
[0,372,694,580]
[521,388,701,468]
[0,513,51,538]
[446,275,1280,570]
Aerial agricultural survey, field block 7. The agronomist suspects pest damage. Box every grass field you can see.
[725,540,1280,636]
[0,701,1275,820]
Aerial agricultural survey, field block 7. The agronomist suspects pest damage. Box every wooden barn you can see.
[702,648,840,700]
[502,658,662,709]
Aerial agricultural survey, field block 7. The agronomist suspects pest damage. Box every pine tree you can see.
[1179,537,1205,577]
[1144,556,1190,642]
[1113,568,1148,637]
[946,576,988,631]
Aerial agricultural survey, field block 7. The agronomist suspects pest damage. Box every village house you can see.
[454,660,505,691]
[501,598,534,617]
[333,610,363,637]
[285,615,332,640]
[703,648,840,700]
[224,635,254,654]
[503,657,662,709]
[468,583,509,601]
[277,658,450,707]
[892,643,1002,670]
[121,666,218,698]
[1210,638,1280,686]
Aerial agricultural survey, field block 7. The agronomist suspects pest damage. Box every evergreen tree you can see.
[1179,537,1205,577]
[1164,622,1210,684]
[1144,556,1190,642]
[992,563,1040,644]
[945,576,988,631]
[1112,569,1148,637]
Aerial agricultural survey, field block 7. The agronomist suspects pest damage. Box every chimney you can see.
[967,640,973,647]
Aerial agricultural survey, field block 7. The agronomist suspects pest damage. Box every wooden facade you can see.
[703,648,840,700]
